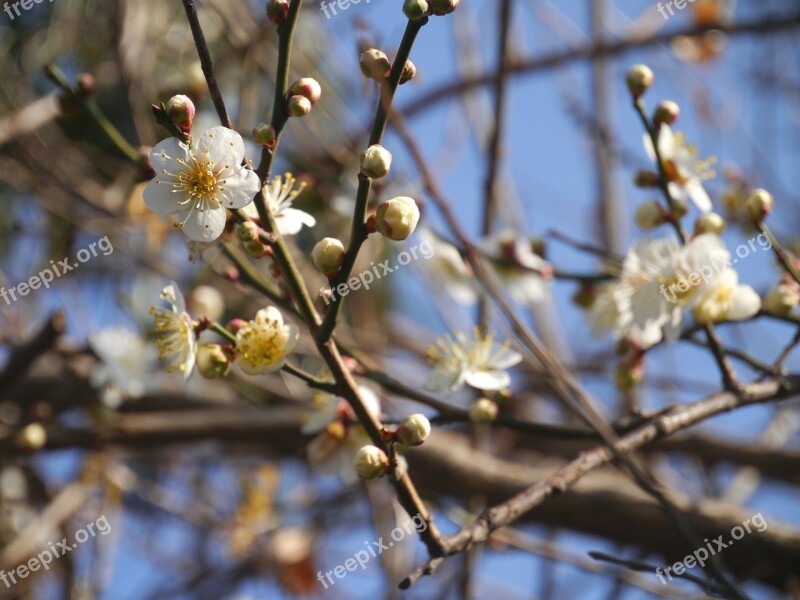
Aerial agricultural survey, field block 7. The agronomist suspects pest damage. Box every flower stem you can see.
[755,221,800,287]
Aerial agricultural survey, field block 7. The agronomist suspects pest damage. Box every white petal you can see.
[465,369,510,391]
[178,206,228,242]
[643,132,657,163]
[283,324,299,355]
[685,179,712,213]
[275,208,316,236]
[219,167,261,209]
[143,179,182,217]
[193,126,246,168]
[491,348,522,370]
[658,125,675,158]
[258,306,285,325]
[150,137,188,174]
[727,285,761,321]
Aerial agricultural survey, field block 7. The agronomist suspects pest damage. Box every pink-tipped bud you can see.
[227,318,247,334]
[399,59,417,85]
[745,188,773,222]
[653,100,680,128]
[430,0,459,15]
[375,196,420,241]
[289,78,322,106]
[166,94,195,133]
[253,123,277,148]
[287,95,312,117]
[266,0,290,24]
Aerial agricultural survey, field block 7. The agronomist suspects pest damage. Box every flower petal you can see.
[728,285,761,321]
[193,126,246,168]
[275,208,316,236]
[177,206,228,242]
[685,179,712,213]
[143,179,181,217]
[465,369,511,391]
[150,138,188,174]
[219,167,261,210]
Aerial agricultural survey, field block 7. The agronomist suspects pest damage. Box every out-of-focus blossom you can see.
[150,283,196,379]
[90,326,158,407]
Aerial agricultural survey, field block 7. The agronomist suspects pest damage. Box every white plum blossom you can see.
[89,326,158,408]
[426,328,522,393]
[590,234,759,347]
[644,125,716,213]
[244,173,315,236]
[144,126,261,241]
[480,229,552,306]
[235,306,298,375]
[149,282,197,378]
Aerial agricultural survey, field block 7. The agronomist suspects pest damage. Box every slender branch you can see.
[180,0,233,129]
[317,18,427,343]
[755,221,800,288]
[401,375,800,589]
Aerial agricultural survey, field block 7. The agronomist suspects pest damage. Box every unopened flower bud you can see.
[196,343,231,379]
[76,73,96,98]
[14,423,47,450]
[354,445,389,479]
[635,200,666,230]
[399,59,417,85]
[614,355,645,392]
[430,0,459,15]
[375,196,420,241]
[764,282,800,316]
[166,94,196,133]
[228,318,247,334]
[238,221,260,243]
[266,0,290,24]
[289,78,322,106]
[653,100,680,127]
[253,123,277,147]
[403,0,429,20]
[311,237,345,276]
[634,170,660,188]
[189,285,225,322]
[396,413,431,446]
[245,240,269,258]
[469,398,498,424]
[745,188,773,222]
[360,48,391,81]
[626,64,654,99]
[359,144,393,179]
[287,95,312,117]
[694,212,726,236]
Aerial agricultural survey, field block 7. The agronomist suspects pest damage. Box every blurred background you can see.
[1,0,800,598]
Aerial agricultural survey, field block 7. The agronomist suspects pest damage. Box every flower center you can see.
[181,160,220,205]
[237,319,286,369]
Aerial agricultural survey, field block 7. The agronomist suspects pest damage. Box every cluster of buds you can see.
[365,196,420,241]
[359,48,417,85]
[266,0,290,25]
[287,78,322,118]
[403,0,458,18]
[237,221,272,258]
[745,188,773,222]
[354,414,432,480]
[625,64,654,100]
